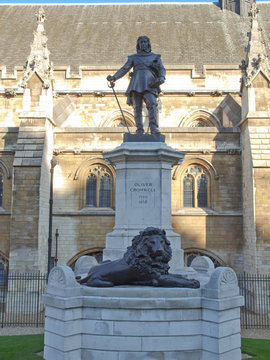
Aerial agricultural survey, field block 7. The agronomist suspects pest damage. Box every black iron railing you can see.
[0,271,269,328]
[238,273,270,329]
[0,271,46,328]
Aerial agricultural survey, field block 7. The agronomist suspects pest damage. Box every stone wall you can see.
[0,57,266,275]
[0,68,242,130]
[52,215,115,267]
[172,215,243,271]
[241,121,257,273]
[254,167,270,273]
[8,117,54,272]
[0,129,17,259]
[240,119,270,274]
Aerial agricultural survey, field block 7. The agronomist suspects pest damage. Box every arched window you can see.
[179,110,221,128]
[102,110,136,128]
[86,174,97,207]
[182,165,210,208]
[184,248,226,268]
[0,170,3,207]
[67,248,104,269]
[183,175,194,207]
[86,165,112,208]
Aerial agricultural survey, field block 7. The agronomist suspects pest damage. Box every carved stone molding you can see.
[4,88,16,98]
[46,266,80,297]
[202,266,239,299]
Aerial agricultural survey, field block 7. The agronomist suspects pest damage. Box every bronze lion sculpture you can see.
[77,227,200,288]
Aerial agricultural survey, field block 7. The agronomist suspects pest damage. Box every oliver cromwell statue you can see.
[107,36,166,135]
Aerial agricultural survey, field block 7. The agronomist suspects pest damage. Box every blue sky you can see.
[0,0,267,3]
[0,0,265,3]
[0,0,217,2]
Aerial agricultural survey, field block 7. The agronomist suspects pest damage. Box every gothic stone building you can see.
[0,1,270,275]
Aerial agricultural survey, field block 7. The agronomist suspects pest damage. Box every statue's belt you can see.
[133,65,157,76]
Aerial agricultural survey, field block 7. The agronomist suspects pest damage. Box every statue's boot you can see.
[148,106,160,134]
[144,94,160,134]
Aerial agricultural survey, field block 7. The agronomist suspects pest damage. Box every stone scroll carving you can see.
[47,266,80,297]
[202,267,239,299]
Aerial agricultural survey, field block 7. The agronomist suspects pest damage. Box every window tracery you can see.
[182,165,210,208]
[184,248,226,268]
[86,165,112,208]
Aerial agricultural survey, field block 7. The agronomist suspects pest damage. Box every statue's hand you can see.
[150,77,165,88]
[107,75,116,82]
[158,77,165,85]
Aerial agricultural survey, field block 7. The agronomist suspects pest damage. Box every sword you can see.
[107,80,130,133]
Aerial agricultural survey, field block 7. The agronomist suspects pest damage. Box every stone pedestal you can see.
[103,140,185,272]
[43,266,244,360]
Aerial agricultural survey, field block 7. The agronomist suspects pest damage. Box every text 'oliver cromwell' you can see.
[107,36,166,135]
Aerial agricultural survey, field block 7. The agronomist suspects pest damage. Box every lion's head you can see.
[124,227,172,278]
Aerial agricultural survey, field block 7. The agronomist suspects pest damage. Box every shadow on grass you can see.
[0,334,44,360]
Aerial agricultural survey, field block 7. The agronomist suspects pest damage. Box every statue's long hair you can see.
[136,35,151,53]
[124,227,172,278]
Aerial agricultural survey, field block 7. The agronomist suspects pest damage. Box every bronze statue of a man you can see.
[107,36,166,135]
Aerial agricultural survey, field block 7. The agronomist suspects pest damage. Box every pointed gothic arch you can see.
[67,247,104,268]
[0,159,11,209]
[179,109,221,128]
[184,247,226,268]
[0,159,11,180]
[74,157,115,209]
[172,158,219,210]
[101,109,135,128]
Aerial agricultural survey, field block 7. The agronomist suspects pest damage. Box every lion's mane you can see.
[123,227,172,279]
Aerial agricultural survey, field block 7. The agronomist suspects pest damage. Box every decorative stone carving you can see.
[4,88,16,98]
[74,255,97,278]
[20,7,54,90]
[227,149,241,155]
[46,266,80,296]
[241,2,270,89]
[202,266,239,299]
[190,256,215,276]
[219,267,238,287]
[210,90,223,97]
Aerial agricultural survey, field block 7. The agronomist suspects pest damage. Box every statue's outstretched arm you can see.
[107,56,133,82]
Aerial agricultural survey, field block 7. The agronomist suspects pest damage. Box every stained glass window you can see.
[197,175,208,208]
[183,175,194,207]
[182,165,209,208]
[86,174,97,207]
[99,174,111,207]
[86,166,112,208]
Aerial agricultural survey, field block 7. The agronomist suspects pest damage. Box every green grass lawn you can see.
[0,334,270,359]
[242,338,270,360]
[0,334,44,360]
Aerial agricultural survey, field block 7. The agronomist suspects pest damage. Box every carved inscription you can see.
[129,181,156,208]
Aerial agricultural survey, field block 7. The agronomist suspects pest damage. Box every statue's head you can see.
[136,36,151,53]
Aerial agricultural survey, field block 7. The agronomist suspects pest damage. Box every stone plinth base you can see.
[43,266,244,360]
[102,141,185,272]
[123,132,165,142]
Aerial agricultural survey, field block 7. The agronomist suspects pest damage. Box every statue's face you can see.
[138,37,149,51]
